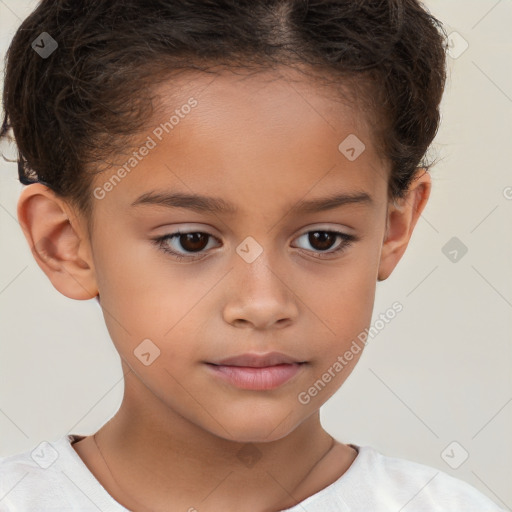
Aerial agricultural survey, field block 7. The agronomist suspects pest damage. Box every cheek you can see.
[306,256,378,341]
[92,228,173,319]
[297,263,375,404]
[91,232,213,364]
[300,245,379,387]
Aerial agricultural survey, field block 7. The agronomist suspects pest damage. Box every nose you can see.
[222,252,299,330]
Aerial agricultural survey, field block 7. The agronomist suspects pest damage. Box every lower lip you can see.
[205,363,304,390]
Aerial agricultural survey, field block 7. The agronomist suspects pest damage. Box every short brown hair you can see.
[1,0,447,218]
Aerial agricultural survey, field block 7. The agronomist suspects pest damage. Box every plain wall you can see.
[1,0,511,508]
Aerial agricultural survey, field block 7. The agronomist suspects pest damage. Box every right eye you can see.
[152,231,221,261]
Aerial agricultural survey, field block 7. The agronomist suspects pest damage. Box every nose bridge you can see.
[223,239,298,329]
[241,245,285,294]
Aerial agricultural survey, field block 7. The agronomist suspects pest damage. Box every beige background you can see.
[1,0,511,508]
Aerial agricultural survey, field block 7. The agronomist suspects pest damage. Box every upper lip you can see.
[208,351,305,367]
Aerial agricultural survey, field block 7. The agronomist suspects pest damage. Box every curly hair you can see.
[1,0,447,219]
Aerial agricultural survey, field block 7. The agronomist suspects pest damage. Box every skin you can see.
[17,67,431,512]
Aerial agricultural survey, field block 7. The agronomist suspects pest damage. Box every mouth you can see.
[207,351,306,368]
[205,360,306,390]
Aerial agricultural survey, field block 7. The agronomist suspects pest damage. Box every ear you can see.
[17,183,99,300]
[377,168,431,282]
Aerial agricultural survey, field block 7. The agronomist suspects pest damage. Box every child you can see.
[0,0,505,510]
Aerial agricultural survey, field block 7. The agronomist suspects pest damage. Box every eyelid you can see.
[293,223,355,237]
[152,223,353,239]
[151,222,221,236]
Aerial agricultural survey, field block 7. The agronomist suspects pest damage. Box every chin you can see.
[208,414,299,445]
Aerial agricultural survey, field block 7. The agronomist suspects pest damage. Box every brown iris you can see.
[178,232,210,252]
[308,231,336,251]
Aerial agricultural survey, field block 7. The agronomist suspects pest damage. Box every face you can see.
[84,68,390,443]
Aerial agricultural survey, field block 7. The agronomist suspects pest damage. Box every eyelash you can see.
[151,229,358,262]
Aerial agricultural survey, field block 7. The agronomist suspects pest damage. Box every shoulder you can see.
[336,444,506,511]
[0,441,74,512]
[0,435,122,512]
[0,440,59,510]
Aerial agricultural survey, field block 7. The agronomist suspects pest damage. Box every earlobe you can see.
[377,169,431,282]
[17,183,98,300]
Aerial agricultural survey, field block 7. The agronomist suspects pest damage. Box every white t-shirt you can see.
[0,434,505,511]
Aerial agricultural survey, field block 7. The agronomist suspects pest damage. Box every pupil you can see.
[310,231,334,251]
[181,233,208,252]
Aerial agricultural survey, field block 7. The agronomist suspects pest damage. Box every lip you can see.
[209,351,305,368]
[205,362,304,390]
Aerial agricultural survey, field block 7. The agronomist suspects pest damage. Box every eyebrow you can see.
[130,190,373,214]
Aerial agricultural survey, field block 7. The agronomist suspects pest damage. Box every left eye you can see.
[292,230,356,258]
[152,229,357,261]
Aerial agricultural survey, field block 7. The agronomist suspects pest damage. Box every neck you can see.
[81,363,355,511]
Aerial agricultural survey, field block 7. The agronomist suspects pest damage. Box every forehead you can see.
[152,66,376,155]
[90,67,389,218]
